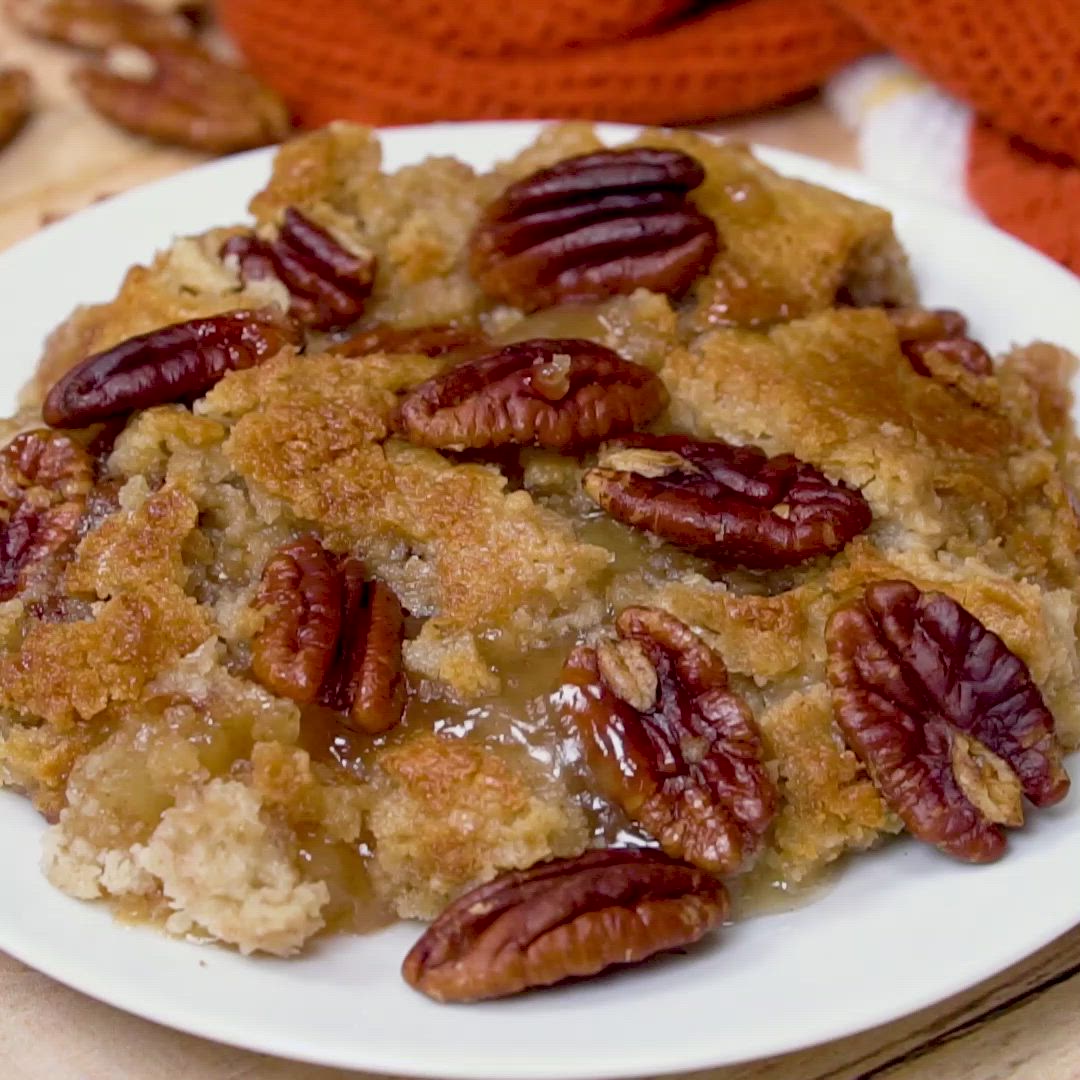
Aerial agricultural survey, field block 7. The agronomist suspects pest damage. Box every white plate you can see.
[0,122,1078,1079]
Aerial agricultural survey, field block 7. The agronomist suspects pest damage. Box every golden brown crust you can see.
[663,309,1080,590]
[368,734,588,919]
[0,485,210,727]
[619,130,914,329]
[204,352,612,645]
[755,685,901,885]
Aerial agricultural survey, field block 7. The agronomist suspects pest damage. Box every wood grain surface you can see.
[1,14,1078,1080]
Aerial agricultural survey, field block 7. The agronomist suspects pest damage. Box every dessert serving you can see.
[0,122,1076,1004]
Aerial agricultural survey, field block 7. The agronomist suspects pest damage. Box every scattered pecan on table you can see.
[5,0,194,49]
[583,433,872,569]
[222,208,376,331]
[883,306,993,378]
[0,67,32,152]
[72,41,292,153]
[42,307,301,427]
[252,535,407,735]
[0,430,94,600]
[560,606,778,875]
[394,338,668,452]
[826,579,1071,863]
[470,147,720,311]
[402,847,728,1002]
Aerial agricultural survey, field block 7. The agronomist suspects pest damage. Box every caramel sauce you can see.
[117,292,821,940]
[728,862,838,921]
[301,638,633,847]
[114,893,172,928]
[294,482,824,934]
[298,832,394,935]
[293,638,643,935]
[493,305,614,346]
[714,175,776,225]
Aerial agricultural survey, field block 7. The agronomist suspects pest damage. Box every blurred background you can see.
[0,0,1076,270]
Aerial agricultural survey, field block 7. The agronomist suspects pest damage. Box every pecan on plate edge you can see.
[0,429,95,601]
[42,307,301,428]
[402,847,728,1003]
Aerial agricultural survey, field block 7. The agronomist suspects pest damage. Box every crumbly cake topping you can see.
[0,123,1075,969]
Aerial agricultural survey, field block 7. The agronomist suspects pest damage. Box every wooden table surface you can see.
[2,16,1080,1080]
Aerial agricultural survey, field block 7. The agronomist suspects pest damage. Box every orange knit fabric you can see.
[968,123,1080,273]
[361,0,690,56]
[834,0,1080,274]
[837,0,1080,163]
[218,0,872,127]
[219,0,1080,273]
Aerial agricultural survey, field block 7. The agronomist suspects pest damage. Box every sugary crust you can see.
[0,486,210,729]
[664,309,1080,589]
[206,353,612,650]
[367,734,588,920]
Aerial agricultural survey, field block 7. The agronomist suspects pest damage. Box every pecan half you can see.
[221,208,376,331]
[883,307,992,379]
[0,68,32,151]
[329,322,488,359]
[252,536,407,735]
[395,338,668,452]
[402,847,727,1003]
[73,42,291,153]
[470,148,719,312]
[560,607,777,875]
[5,0,193,49]
[0,430,94,600]
[583,433,872,569]
[826,579,1071,862]
[42,307,301,428]
[319,556,407,735]
[251,536,341,703]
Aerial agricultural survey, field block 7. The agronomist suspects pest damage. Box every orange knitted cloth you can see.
[219,0,1080,272]
[839,0,1080,273]
[219,0,871,126]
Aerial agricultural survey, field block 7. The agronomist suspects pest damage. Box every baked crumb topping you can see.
[0,123,1075,965]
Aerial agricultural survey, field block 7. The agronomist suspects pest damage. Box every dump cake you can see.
[0,123,1075,1001]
